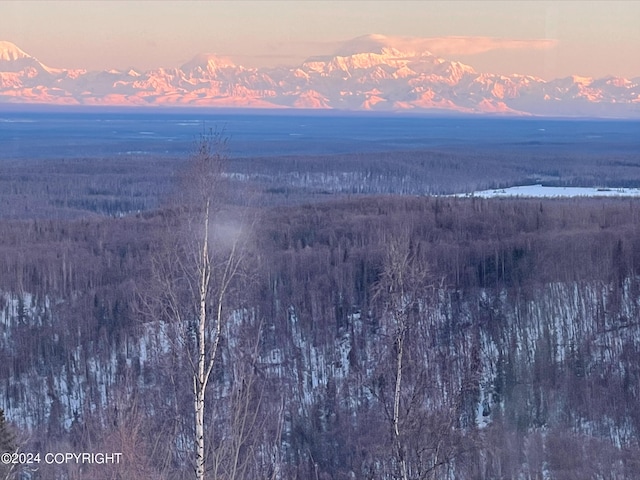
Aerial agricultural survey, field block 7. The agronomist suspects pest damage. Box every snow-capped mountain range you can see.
[1,35,640,117]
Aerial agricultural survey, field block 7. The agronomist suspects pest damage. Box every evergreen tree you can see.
[0,409,15,453]
[0,409,16,479]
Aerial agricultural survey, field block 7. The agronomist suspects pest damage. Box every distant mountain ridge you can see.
[1,35,640,117]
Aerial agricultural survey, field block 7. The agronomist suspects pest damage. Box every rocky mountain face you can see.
[1,36,640,116]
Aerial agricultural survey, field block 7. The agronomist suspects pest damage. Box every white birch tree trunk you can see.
[194,199,212,480]
[374,233,431,480]
[144,130,255,479]
[393,324,409,480]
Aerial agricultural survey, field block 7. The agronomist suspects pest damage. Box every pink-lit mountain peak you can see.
[335,34,435,58]
[181,53,239,74]
[0,41,56,75]
[301,34,461,76]
[1,37,639,117]
[0,41,31,62]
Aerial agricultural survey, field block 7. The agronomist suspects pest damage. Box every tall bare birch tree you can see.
[146,130,248,480]
[373,234,432,480]
[371,233,468,479]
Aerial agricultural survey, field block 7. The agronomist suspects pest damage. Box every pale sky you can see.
[2,1,640,80]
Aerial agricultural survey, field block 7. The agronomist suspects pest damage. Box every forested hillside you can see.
[2,194,640,479]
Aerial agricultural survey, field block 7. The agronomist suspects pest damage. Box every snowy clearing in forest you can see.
[454,184,640,198]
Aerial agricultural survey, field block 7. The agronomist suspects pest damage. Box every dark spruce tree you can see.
[0,408,16,479]
[0,409,15,453]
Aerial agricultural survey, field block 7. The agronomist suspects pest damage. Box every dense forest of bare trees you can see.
[3,119,640,478]
[2,187,640,478]
[4,134,640,219]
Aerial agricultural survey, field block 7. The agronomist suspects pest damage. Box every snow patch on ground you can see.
[453,185,640,198]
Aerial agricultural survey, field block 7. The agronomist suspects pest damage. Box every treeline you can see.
[2,196,640,478]
[0,156,180,219]
[258,196,640,296]
[4,142,640,219]
[3,196,639,335]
